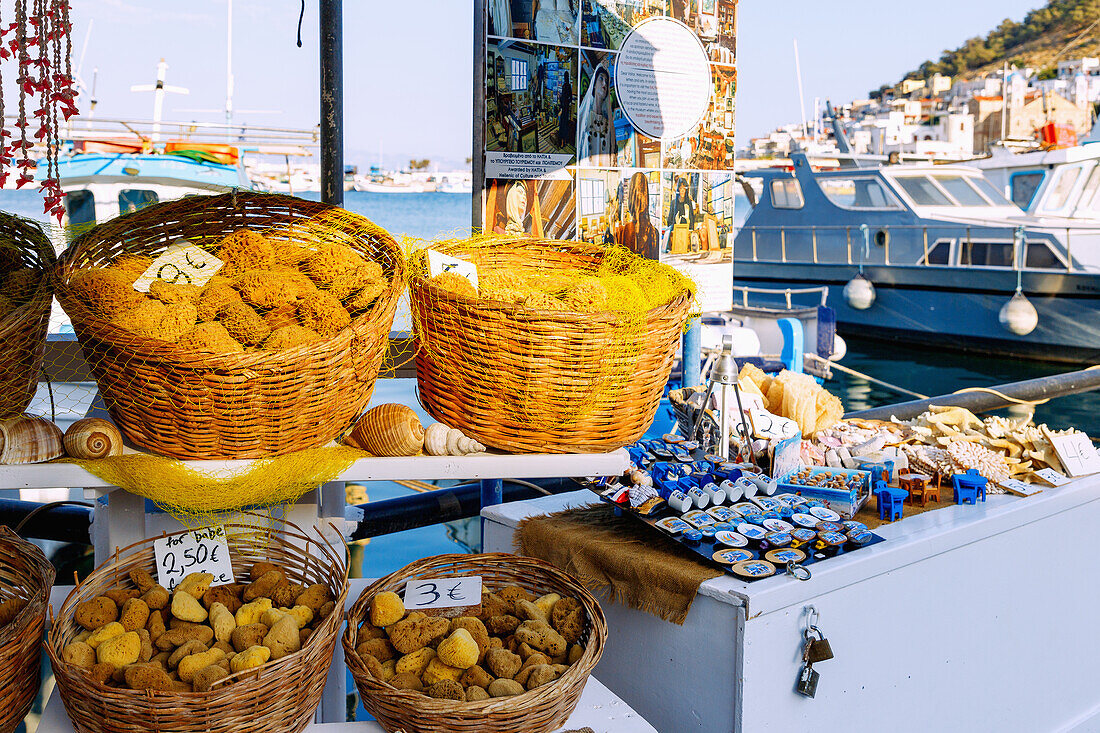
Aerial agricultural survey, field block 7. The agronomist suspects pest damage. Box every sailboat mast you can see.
[793,39,808,142]
[226,0,234,141]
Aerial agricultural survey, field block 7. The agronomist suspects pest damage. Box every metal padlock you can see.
[796,664,820,698]
[805,630,834,664]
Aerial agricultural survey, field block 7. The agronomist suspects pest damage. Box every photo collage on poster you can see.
[483,0,737,309]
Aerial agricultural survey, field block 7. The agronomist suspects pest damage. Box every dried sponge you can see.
[488,678,525,697]
[75,596,118,631]
[125,663,174,692]
[436,628,479,669]
[234,269,316,309]
[426,679,466,701]
[196,282,242,321]
[263,324,323,350]
[111,300,197,342]
[171,592,208,623]
[563,277,608,312]
[119,598,150,632]
[244,570,285,601]
[217,229,275,276]
[234,598,273,627]
[178,322,244,353]
[263,615,301,659]
[466,685,490,702]
[219,300,270,346]
[209,602,236,643]
[178,648,226,683]
[231,643,272,673]
[97,630,141,667]
[369,591,405,628]
[301,242,369,286]
[421,656,463,685]
[395,647,435,677]
[485,647,522,679]
[68,268,145,320]
[149,279,203,305]
[86,622,125,650]
[390,672,424,691]
[460,664,493,690]
[296,291,350,338]
[356,637,395,663]
[450,617,490,662]
[62,641,96,668]
[193,664,229,692]
[429,271,477,299]
[514,620,566,657]
[344,280,387,312]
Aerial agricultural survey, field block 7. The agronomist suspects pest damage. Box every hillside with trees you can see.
[895,0,1100,85]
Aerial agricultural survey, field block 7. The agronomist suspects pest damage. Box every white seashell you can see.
[446,428,464,456]
[629,483,658,508]
[0,414,64,464]
[423,422,451,456]
[825,449,841,468]
[839,446,856,469]
[63,417,123,459]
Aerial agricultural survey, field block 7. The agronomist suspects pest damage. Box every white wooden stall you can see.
[483,478,1100,733]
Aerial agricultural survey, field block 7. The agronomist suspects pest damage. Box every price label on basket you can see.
[132,240,225,292]
[403,576,482,611]
[153,525,236,592]
[1049,433,1100,478]
[426,249,479,289]
[997,478,1043,497]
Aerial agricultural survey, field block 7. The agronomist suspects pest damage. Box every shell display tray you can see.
[591,489,885,582]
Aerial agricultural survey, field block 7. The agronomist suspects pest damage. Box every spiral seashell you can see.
[345,403,424,456]
[0,414,64,464]
[63,417,123,459]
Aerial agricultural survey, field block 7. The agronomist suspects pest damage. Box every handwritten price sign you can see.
[403,576,482,611]
[133,241,225,292]
[153,526,235,592]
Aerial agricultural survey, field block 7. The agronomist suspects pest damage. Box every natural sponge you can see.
[436,628,479,670]
[370,591,405,628]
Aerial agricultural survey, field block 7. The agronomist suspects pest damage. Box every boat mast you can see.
[793,39,808,142]
[130,59,189,144]
[226,0,234,141]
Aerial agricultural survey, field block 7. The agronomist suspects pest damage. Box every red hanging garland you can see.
[2,0,75,221]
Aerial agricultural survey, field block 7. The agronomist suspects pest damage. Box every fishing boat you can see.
[974,139,1100,219]
[733,153,1100,363]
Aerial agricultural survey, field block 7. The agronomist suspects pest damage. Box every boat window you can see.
[1044,166,1080,210]
[1025,241,1066,269]
[64,190,95,226]
[770,179,804,209]
[1075,166,1100,213]
[1009,172,1044,209]
[934,176,989,206]
[922,240,950,265]
[818,178,900,209]
[118,189,159,214]
[970,176,1014,207]
[959,241,1013,267]
[894,176,953,206]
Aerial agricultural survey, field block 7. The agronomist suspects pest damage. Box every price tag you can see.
[403,576,482,611]
[1034,467,1070,486]
[1049,433,1100,478]
[153,525,235,592]
[997,478,1042,497]
[133,241,225,292]
[427,249,479,289]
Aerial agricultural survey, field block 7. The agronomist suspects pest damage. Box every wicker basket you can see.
[0,526,56,733]
[409,237,692,453]
[343,553,607,733]
[0,212,55,418]
[46,517,348,733]
[54,191,404,459]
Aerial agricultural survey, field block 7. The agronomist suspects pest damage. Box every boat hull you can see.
[734,262,1100,363]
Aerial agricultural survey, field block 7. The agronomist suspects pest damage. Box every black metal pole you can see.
[472,0,486,231]
[844,367,1100,422]
[319,0,343,206]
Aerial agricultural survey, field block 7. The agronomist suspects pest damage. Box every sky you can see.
[64,0,1046,168]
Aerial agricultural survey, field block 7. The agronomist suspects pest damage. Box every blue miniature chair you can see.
[874,480,907,522]
[952,469,987,505]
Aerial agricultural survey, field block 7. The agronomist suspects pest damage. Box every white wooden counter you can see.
[35,580,654,733]
[483,477,1100,733]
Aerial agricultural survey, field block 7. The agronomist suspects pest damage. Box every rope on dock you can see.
[807,354,927,400]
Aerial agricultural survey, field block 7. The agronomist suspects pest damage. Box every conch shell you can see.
[63,417,123,459]
[345,404,424,456]
[0,414,64,464]
[423,422,486,456]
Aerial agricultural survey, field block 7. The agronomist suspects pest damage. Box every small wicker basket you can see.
[0,212,55,419]
[409,237,692,453]
[343,553,607,733]
[0,525,56,733]
[54,191,404,459]
[46,517,348,733]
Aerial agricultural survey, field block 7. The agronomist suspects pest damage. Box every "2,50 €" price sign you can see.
[153,525,236,592]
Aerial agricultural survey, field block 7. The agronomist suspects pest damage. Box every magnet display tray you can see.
[591,489,886,582]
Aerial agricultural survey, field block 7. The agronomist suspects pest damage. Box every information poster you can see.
[479,0,737,312]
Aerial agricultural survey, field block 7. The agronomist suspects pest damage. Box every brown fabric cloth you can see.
[516,504,722,625]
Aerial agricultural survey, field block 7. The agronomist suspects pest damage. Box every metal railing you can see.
[731,284,829,309]
[739,223,1100,273]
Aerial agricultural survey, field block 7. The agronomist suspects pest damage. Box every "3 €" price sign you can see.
[402,576,482,611]
[153,525,236,592]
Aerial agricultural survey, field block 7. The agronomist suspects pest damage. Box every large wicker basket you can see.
[0,212,55,418]
[344,553,607,733]
[46,517,348,733]
[409,238,692,453]
[0,526,56,733]
[54,191,404,459]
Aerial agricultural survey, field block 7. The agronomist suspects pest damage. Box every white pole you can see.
[1001,61,1008,143]
[794,39,808,142]
[226,0,234,142]
[152,58,167,143]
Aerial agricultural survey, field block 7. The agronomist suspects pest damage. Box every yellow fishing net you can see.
[406,234,696,446]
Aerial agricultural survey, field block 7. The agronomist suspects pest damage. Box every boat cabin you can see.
[975,143,1100,221]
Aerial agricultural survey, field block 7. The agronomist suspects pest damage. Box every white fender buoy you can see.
[843,274,875,310]
[829,334,847,361]
[999,291,1038,335]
